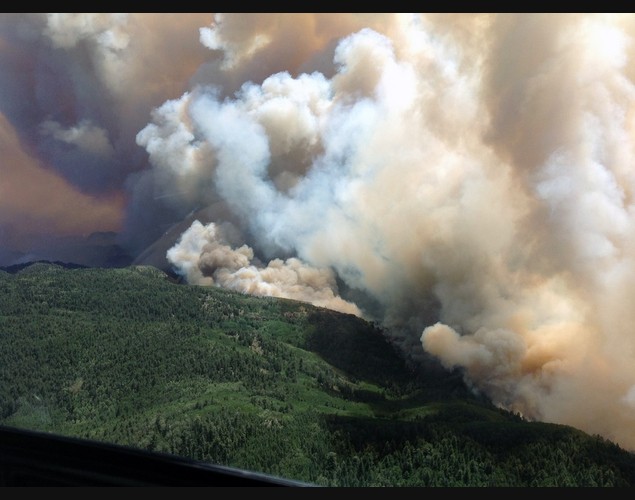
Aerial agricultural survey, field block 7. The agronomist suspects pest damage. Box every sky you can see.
[2,12,635,452]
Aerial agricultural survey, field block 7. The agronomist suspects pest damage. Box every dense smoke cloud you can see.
[3,13,635,452]
[167,220,361,316]
[0,112,124,249]
[0,13,214,256]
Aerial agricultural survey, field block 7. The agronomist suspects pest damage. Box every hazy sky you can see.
[3,13,635,452]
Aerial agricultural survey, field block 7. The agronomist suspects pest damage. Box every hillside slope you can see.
[1,263,634,486]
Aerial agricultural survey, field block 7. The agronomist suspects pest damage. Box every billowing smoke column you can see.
[136,13,635,451]
[3,13,635,452]
[166,220,361,316]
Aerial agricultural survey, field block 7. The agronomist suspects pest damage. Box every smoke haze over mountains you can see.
[2,13,635,451]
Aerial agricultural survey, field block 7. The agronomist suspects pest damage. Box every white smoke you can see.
[141,13,635,451]
[167,220,361,316]
[40,119,115,156]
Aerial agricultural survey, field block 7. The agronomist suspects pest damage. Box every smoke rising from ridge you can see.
[3,13,635,451]
[167,220,361,316]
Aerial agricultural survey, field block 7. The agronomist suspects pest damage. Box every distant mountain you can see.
[0,259,87,274]
[1,263,634,486]
[0,231,133,269]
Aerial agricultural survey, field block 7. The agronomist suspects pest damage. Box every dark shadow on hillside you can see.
[305,309,475,401]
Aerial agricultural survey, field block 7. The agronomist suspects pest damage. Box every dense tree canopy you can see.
[1,263,634,486]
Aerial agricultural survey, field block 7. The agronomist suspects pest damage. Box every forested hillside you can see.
[1,263,634,486]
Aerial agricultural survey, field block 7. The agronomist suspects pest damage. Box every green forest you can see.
[1,262,635,486]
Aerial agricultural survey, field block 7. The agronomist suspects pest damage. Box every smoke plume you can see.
[3,13,635,451]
